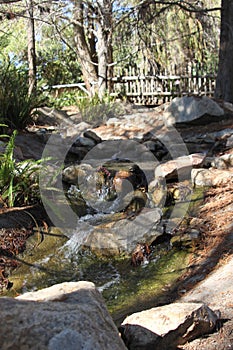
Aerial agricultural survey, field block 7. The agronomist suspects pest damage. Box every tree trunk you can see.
[215,0,233,103]
[73,1,98,95]
[96,0,113,98]
[27,0,36,96]
[72,0,113,98]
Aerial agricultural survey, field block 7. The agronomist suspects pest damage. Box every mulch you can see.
[0,205,51,292]
[0,227,33,291]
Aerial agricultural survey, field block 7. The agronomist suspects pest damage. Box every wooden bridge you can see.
[50,62,217,106]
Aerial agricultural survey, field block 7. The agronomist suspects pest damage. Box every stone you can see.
[0,281,127,350]
[119,324,163,350]
[62,121,92,138]
[74,135,96,148]
[92,109,162,140]
[148,177,167,207]
[163,96,224,126]
[83,130,102,144]
[121,302,219,349]
[181,255,233,313]
[15,133,47,160]
[226,134,233,148]
[191,168,233,187]
[33,107,71,126]
[62,163,93,184]
[211,154,233,169]
[142,140,168,160]
[84,208,162,255]
[171,229,200,248]
[67,145,89,161]
[155,153,205,181]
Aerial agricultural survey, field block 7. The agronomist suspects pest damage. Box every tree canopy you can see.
[0,0,226,100]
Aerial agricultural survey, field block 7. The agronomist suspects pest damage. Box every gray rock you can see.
[14,133,47,160]
[33,107,71,126]
[226,134,233,148]
[62,163,93,184]
[84,208,162,255]
[67,145,89,160]
[120,324,163,350]
[211,154,233,169]
[74,135,96,148]
[83,130,102,144]
[0,281,127,350]
[121,302,219,349]
[191,168,233,187]
[155,153,205,181]
[163,96,224,126]
[62,121,92,138]
[208,128,233,140]
[181,255,233,314]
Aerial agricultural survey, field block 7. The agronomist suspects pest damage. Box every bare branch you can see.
[0,0,22,3]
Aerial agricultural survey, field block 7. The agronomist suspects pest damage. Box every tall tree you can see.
[215,0,233,103]
[72,0,113,97]
[27,0,36,96]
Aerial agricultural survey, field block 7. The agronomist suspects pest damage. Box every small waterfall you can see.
[62,221,94,257]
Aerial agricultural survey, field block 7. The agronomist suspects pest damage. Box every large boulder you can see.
[0,281,127,350]
[83,207,162,256]
[163,96,224,126]
[120,302,219,349]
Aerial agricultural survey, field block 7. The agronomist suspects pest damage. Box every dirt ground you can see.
[176,182,233,350]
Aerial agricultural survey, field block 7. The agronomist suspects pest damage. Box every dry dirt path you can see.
[176,182,233,350]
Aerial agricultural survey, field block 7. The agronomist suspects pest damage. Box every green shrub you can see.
[48,90,81,108]
[0,127,46,207]
[0,57,43,130]
[49,90,125,123]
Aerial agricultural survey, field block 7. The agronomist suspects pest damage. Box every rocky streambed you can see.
[0,96,233,349]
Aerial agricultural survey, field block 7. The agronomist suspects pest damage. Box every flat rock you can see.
[92,109,166,140]
[84,208,162,255]
[155,153,206,181]
[211,154,233,169]
[163,96,224,126]
[192,168,233,186]
[14,133,47,160]
[0,281,127,350]
[33,107,70,126]
[121,302,219,349]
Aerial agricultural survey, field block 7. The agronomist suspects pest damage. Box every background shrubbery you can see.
[0,57,44,130]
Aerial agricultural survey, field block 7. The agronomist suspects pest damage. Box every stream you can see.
[5,152,204,324]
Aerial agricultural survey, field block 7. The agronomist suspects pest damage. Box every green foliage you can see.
[49,90,125,123]
[0,127,45,208]
[113,0,220,71]
[77,93,118,123]
[37,49,82,87]
[48,90,81,108]
[0,57,43,130]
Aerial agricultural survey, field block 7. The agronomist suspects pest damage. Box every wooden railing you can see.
[49,62,217,105]
[111,63,217,105]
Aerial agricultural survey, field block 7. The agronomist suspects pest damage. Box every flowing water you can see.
[5,163,204,324]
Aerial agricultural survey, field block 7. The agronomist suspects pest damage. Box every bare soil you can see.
[176,182,233,350]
